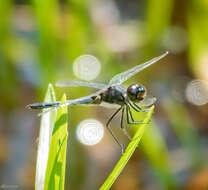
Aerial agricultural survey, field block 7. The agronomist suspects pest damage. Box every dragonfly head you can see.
[127,84,146,102]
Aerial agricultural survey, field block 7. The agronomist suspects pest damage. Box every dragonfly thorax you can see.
[127,84,146,102]
[101,86,127,105]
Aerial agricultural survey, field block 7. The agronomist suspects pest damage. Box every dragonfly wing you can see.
[71,102,119,109]
[56,79,108,90]
[99,102,120,109]
[135,96,157,107]
[109,51,168,85]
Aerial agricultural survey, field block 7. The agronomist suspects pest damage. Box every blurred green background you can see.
[0,0,208,190]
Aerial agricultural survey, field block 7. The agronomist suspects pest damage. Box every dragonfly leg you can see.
[133,103,150,112]
[106,107,124,154]
[128,102,149,113]
[126,105,145,124]
[132,103,142,110]
[121,107,132,141]
[127,105,134,122]
[128,102,141,112]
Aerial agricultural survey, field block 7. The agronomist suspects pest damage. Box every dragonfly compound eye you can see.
[127,84,146,102]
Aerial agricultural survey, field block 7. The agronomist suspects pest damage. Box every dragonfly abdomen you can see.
[27,102,60,109]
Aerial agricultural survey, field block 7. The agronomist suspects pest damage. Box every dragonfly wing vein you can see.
[56,79,108,89]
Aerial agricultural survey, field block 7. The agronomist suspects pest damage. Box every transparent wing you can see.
[56,79,108,90]
[135,96,157,107]
[70,102,119,109]
[109,51,168,85]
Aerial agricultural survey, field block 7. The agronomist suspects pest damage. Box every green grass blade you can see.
[35,84,57,190]
[133,107,177,189]
[99,106,154,190]
[44,94,68,190]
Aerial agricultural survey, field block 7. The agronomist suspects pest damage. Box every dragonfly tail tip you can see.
[26,104,32,109]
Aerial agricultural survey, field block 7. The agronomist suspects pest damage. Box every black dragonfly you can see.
[28,52,168,153]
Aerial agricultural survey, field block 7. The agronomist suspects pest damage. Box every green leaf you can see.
[35,84,57,190]
[99,106,154,190]
[44,94,68,190]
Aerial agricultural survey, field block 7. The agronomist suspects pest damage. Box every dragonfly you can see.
[28,51,168,153]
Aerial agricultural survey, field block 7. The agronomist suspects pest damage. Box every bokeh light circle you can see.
[73,55,101,81]
[76,119,104,146]
[185,79,208,106]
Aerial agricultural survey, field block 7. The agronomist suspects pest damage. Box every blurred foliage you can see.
[146,0,173,51]
[0,0,208,190]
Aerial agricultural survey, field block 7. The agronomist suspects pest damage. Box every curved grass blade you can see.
[44,94,68,190]
[99,106,154,190]
[35,84,57,190]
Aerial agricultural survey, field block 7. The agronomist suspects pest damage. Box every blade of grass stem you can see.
[99,106,154,190]
[131,107,177,189]
[35,84,57,190]
[44,94,68,190]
